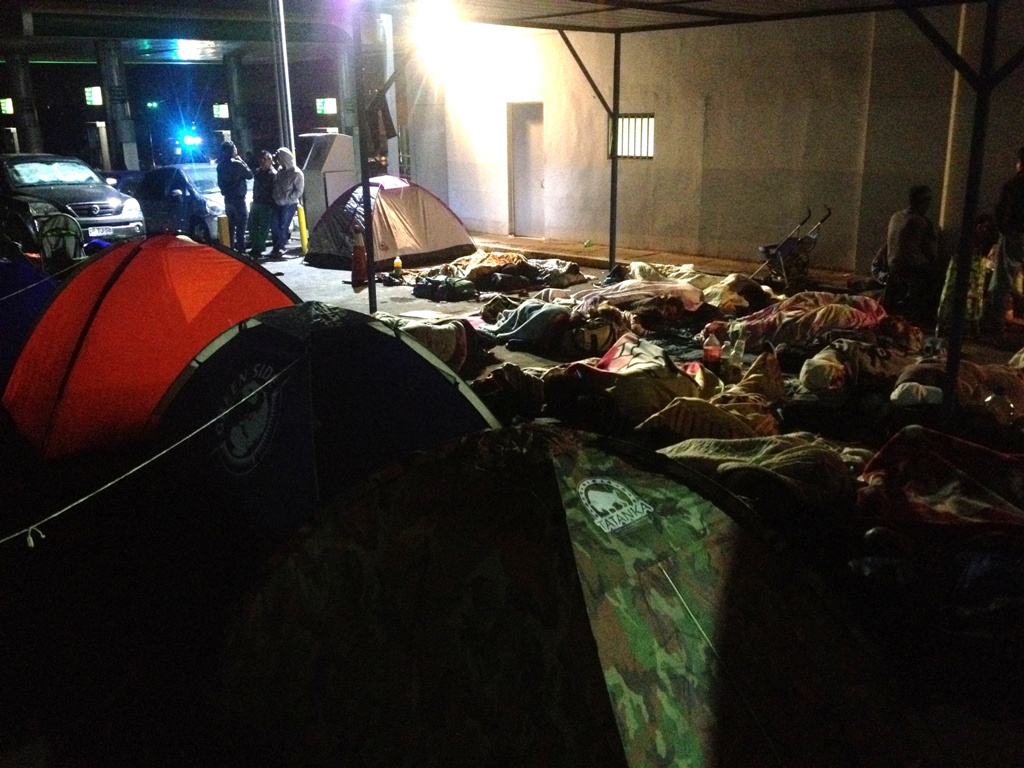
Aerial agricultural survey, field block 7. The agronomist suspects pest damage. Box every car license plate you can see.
[88,226,114,237]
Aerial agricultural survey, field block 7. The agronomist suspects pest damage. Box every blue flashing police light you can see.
[182,134,202,146]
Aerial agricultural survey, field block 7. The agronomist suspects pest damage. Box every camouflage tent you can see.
[210,424,938,767]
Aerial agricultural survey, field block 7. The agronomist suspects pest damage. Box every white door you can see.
[508,103,544,238]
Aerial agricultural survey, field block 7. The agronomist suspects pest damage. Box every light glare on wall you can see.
[410,0,464,83]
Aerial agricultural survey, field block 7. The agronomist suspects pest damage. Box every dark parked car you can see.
[103,169,146,198]
[0,153,146,251]
[134,163,252,243]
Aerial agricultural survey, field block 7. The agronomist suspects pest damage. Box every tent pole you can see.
[354,5,378,313]
[608,32,621,272]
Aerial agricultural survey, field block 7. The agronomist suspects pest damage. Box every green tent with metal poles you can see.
[209,423,939,767]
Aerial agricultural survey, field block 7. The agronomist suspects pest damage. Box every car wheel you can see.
[188,217,209,243]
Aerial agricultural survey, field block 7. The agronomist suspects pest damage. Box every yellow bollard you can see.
[217,215,230,245]
[298,204,309,254]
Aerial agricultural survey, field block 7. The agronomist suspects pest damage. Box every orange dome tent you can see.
[2,234,300,458]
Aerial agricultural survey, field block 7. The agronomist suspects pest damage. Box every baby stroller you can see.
[752,206,832,291]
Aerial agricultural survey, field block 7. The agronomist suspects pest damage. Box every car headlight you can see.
[122,197,142,216]
[28,201,59,216]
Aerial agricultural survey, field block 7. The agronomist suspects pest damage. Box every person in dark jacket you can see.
[216,140,253,253]
[881,184,941,326]
[247,150,276,259]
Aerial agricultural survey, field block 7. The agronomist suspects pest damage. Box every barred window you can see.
[609,114,654,159]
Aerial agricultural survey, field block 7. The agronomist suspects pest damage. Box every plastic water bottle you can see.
[393,254,403,278]
[985,387,1015,426]
[703,332,722,376]
[721,339,734,382]
[730,325,746,377]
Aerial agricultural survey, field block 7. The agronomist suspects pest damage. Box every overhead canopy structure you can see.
[363,0,1020,406]
[377,0,991,33]
[2,0,1020,394]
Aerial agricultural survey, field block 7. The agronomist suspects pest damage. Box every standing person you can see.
[990,146,1024,330]
[247,150,276,259]
[881,184,941,326]
[216,140,253,253]
[936,213,999,339]
[270,146,304,258]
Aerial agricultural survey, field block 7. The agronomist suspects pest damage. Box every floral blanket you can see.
[703,291,888,350]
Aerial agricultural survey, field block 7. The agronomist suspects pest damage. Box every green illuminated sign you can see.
[146,101,159,109]
[316,97,338,115]
[213,103,230,119]
[84,86,103,106]
[0,98,12,115]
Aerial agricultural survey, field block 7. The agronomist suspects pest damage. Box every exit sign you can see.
[0,98,12,115]
[84,86,103,106]
[213,103,230,119]
[316,97,338,115]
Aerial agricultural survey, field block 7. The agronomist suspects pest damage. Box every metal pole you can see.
[943,0,999,411]
[270,0,286,148]
[5,53,44,153]
[272,0,296,152]
[354,7,378,313]
[609,32,621,271]
[225,51,253,158]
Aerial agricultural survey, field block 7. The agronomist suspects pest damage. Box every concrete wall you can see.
[404,7,1024,274]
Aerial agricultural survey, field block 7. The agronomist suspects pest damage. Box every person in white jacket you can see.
[270,146,304,258]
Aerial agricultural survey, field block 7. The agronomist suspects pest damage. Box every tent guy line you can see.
[658,561,785,767]
[0,355,302,550]
[0,262,76,304]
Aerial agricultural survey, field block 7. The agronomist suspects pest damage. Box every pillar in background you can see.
[337,42,356,137]
[5,53,44,153]
[96,39,138,170]
[225,51,253,159]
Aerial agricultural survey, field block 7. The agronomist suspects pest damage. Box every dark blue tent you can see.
[0,259,57,385]
[151,301,500,552]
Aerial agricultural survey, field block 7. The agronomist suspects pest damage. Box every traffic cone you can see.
[351,225,367,286]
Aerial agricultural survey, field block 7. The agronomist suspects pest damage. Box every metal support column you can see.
[899,0,1022,409]
[609,33,621,270]
[4,53,44,153]
[97,40,137,169]
[270,0,296,152]
[337,44,357,136]
[940,0,998,410]
[225,51,254,158]
[354,7,378,313]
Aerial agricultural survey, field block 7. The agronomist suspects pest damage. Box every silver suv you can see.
[0,153,146,251]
